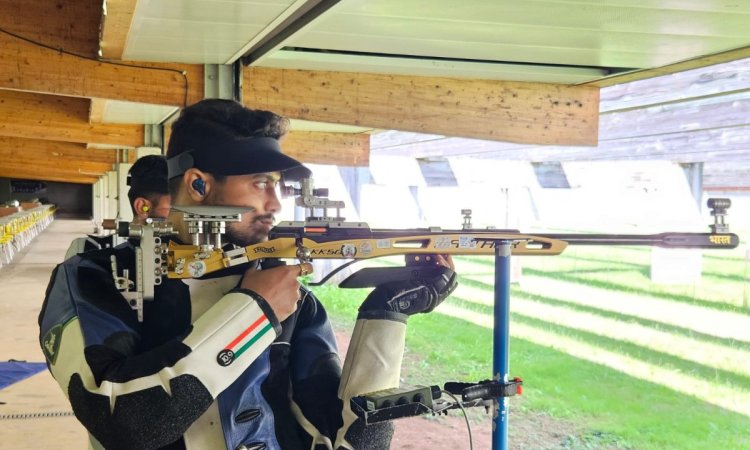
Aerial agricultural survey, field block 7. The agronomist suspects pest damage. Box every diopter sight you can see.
[281,177,345,222]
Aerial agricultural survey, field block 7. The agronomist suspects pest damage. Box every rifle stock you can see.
[166,227,568,279]
[165,222,739,280]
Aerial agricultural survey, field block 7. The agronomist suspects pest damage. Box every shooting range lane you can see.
[0,219,88,449]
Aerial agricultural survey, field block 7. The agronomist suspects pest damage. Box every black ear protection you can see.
[192,178,205,196]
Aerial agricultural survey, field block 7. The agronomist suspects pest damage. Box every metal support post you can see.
[204,64,237,100]
[493,241,512,450]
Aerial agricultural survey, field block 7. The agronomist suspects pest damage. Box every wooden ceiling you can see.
[0,0,749,185]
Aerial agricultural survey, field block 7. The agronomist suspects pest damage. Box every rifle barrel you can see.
[539,232,738,249]
[272,225,739,249]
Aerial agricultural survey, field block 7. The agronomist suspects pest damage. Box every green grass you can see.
[452,245,750,312]
[309,243,750,450]
[517,246,750,310]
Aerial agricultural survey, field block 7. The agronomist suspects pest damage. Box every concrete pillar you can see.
[100,175,109,221]
[337,166,371,218]
[117,163,134,223]
[92,178,103,226]
[106,171,118,219]
[0,179,11,203]
[681,162,704,211]
[143,125,164,151]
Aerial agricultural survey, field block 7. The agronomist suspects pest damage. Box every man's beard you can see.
[225,214,274,247]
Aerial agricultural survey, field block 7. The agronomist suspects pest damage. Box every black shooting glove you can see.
[359,266,458,315]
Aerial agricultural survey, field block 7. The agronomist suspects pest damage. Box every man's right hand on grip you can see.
[240,262,313,322]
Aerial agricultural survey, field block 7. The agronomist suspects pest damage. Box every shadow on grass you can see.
[508,312,750,391]
[521,268,750,316]
[458,277,750,353]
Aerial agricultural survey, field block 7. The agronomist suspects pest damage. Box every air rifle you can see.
[115,177,739,321]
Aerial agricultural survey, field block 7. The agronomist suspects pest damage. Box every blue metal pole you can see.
[493,241,512,450]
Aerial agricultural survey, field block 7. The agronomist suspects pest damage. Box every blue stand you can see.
[493,241,512,450]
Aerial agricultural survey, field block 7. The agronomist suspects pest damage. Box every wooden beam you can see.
[0,158,109,170]
[0,160,107,176]
[0,91,144,147]
[0,0,101,57]
[0,159,112,175]
[584,46,750,88]
[0,137,119,164]
[0,32,204,107]
[100,0,138,60]
[0,167,98,185]
[282,132,370,166]
[372,81,750,164]
[371,132,522,158]
[0,161,111,176]
[244,67,600,146]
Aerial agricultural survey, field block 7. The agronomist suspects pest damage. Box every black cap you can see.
[166,132,310,181]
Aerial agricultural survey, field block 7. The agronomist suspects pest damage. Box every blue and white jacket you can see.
[38,242,383,450]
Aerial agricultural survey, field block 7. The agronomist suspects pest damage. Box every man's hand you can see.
[240,262,313,322]
[359,255,457,315]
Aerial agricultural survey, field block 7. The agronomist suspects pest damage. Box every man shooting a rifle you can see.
[39,98,457,450]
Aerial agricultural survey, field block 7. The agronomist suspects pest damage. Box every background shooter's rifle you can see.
[115,177,739,450]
